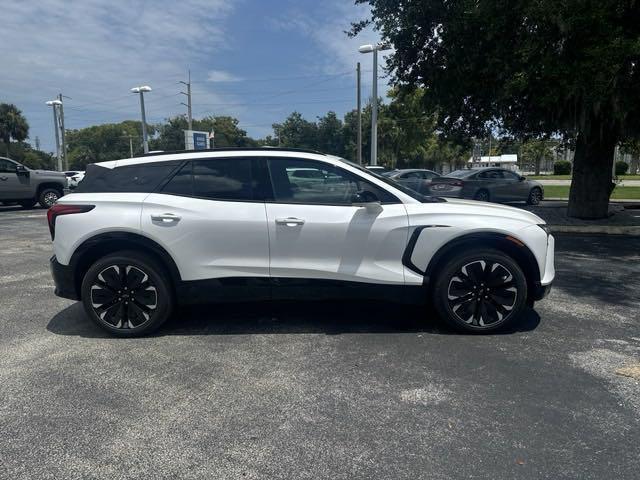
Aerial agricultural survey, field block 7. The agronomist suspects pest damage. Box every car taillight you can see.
[47,204,95,240]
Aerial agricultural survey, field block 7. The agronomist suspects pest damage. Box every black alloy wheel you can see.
[474,189,490,202]
[90,265,158,329]
[81,251,173,336]
[432,249,527,333]
[527,187,542,205]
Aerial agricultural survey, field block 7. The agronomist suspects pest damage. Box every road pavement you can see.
[1,206,639,480]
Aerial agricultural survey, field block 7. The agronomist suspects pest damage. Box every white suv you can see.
[48,148,554,336]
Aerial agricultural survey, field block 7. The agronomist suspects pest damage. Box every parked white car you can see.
[67,171,85,189]
[48,148,554,336]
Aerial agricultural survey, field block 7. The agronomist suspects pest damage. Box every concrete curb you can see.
[545,197,640,203]
[548,225,640,235]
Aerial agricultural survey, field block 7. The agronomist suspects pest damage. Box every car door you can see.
[141,157,270,295]
[501,170,530,200]
[0,159,29,199]
[398,171,422,192]
[264,157,409,287]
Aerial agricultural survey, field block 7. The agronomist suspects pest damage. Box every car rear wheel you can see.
[81,251,174,337]
[38,188,61,208]
[432,249,527,333]
[474,189,490,202]
[527,187,542,205]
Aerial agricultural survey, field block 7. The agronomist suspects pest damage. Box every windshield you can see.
[335,157,445,203]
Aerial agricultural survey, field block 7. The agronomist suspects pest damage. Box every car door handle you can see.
[275,217,305,226]
[151,213,181,223]
[0,176,7,181]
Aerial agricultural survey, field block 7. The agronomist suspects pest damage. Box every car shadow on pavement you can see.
[47,300,541,338]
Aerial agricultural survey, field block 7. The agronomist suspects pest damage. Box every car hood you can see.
[32,169,66,177]
[430,197,545,224]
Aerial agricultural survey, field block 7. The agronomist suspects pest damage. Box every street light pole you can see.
[46,100,63,171]
[356,62,362,165]
[180,70,193,131]
[131,85,152,154]
[58,93,68,170]
[359,43,391,166]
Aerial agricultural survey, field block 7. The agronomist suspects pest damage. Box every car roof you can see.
[94,147,330,169]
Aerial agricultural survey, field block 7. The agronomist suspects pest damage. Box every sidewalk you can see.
[522,202,640,235]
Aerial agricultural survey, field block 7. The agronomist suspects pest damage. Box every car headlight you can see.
[538,224,551,235]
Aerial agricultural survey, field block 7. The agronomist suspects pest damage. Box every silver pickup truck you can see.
[0,157,66,208]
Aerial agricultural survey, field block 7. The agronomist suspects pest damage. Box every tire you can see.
[18,199,37,209]
[80,251,174,337]
[474,189,490,202]
[432,248,528,333]
[527,187,542,205]
[38,188,61,208]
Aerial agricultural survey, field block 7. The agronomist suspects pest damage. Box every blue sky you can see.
[2,0,388,152]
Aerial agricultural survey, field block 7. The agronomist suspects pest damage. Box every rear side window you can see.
[75,161,181,193]
[193,159,252,200]
[162,158,265,201]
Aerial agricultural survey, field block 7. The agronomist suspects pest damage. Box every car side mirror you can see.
[351,192,382,212]
[16,164,28,175]
[519,176,526,181]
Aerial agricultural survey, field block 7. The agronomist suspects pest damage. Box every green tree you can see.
[272,112,318,150]
[0,103,29,156]
[317,111,345,157]
[352,0,640,218]
[66,120,145,168]
[520,139,554,176]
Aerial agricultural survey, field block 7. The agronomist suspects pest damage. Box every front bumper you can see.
[50,255,79,301]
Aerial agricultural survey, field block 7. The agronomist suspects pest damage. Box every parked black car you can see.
[427,168,544,204]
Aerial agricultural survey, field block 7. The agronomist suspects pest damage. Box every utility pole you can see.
[58,93,69,170]
[35,136,40,151]
[359,43,390,166]
[46,100,62,171]
[180,70,193,130]
[356,62,362,165]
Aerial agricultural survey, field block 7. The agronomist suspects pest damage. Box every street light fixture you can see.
[131,85,152,153]
[45,100,63,171]
[359,42,391,166]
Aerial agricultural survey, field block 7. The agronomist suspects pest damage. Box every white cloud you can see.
[207,70,244,82]
[0,0,239,150]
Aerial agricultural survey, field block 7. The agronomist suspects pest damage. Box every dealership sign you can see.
[184,130,210,150]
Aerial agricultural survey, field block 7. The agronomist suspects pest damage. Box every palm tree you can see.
[0,103,29,156]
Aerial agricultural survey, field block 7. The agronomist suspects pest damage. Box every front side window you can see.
[267,158,397,205]
[0,159,16,172]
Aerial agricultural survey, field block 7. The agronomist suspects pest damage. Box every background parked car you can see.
[383,169,440,194]
[364,165,390,174]
[67,171,85,189]
[427,168,544,204]
[0,157,66,208]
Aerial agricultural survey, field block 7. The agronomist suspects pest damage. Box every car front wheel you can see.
[38,188,61,208]
[81,251,174,337]
[432,249,527,333]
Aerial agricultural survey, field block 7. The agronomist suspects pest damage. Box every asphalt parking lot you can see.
[1,206,639,480]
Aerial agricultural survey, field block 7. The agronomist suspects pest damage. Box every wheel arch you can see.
[69,232,182,299]
[37,182,65,196]
[422,232,541,302]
